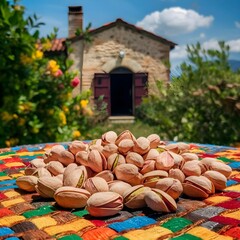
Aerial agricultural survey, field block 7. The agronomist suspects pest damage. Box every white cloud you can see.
[170,45,188,59]
[235,21,240,29]
[226,39,240,52]
[200,33,206,39]
[136,7,214,36]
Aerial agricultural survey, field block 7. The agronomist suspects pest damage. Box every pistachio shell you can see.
[58,150,75,166]
[168,151,185,169]
[126,152,144,168]
[155,177,183,199]
[95,170,114,182]
[210,161,232,178]
[86,192,123,217]
[84,177,109,194]
[133,137,150,155]
[140,160,156,174]
[165,142,189,154]
[68,140,88,155]
[46,161,65,176]
[123,185,150,208]
[181,153,199,162]
[115,130,136,146]
[199,157,218,172]
[203,170,227,190]
[143,149,159,161]
[118,139,134,155]
[156,151,174,171]
[141,170,168,187]
[183,175,215,198]
[181,160,202,176]
[32,167,52,178]
[36,176,63,198]
[30,158,46,168]
[16,176,38,192]
[101,131,118,145]
[102,143,118,158]
[107,153,126,171]
[144,188,177,212]
[108,180,132,196]
[147,134,161,149]
[63,167,86,188]
[88,139,103,152]
[63,163,78,179]
[88,149,107,173]
[168,169,185,183]
[54,186,91,208]
[75,150,89,166]
[43,145,65,163]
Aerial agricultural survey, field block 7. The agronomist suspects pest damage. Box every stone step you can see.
[108,116,135,124]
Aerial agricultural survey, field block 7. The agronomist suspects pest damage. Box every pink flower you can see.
[54,69,63,78]
[71,77,80,87]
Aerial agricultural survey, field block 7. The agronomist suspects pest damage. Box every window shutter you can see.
[93,73,111,115]
[134,73,148,107]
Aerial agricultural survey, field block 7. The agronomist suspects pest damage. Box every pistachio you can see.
[63,167,86,188]
[126,152,144,168]
[143,149,159,161]
[115,130,136,146]
[32,167,52,178]
[133,137,150,155]
[168,169,185,183]
[144,188,177,212]
[209,161,232,178]
[202,170,227,190]
[95,170,114,182]
[108,180,132,196]
[102,143,118,158]
[68,140,87,155]
[169,151,185,169]
[181,152,199,162]
[123,185,150,209]
[75,150,89,166]
[199,157,218,173]
[141,170,168,188]
[181,160,202,176]
[140,160,156,174]
[43,145,65,163]
[183,175,215,198]
[118,139,134,155]
[88,139,103,152]
[155,177,183,199]
[86,192,123,217]
[58,150,75,166]
[156,151,174,171]
[165,142,189,154]
[45,161,65,176]
[84,177,109,194]
[107,153,125,171]
[30,158,46,168]
[16,176,38,192]
[147,134,161,149]
[54,186,91,209]
[88,149,107,173]
[63,163,78,180]
[101,131,118,145]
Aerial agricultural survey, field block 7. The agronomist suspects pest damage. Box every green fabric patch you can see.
[171,233,202,240]
[217,157,234,163]
[113,236,129,240]
[0,151,15,156]
[58,234,83,240]
[72,209,89,217]
[0,172,7,176]
[161,217,192,233]
[23,205,55,218]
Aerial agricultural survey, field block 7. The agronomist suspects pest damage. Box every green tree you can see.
[137,41,240,145]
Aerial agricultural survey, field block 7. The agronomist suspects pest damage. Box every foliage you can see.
[0,0,104,147]
[136,42,240,146]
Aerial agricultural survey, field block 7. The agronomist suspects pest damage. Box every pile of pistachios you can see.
[16,130,232,217]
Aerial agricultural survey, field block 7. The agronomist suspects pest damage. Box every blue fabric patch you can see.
[5,237,20,240]
[108,216,156,232]
[0,227,14,237]
[226,179,238,186]
[0,185,18,191]
[0,179,16,185]
[228,162,240,169]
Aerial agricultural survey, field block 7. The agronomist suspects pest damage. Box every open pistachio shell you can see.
[68,140,88,155]
[88,149,107,173]
[88,139,103,152]
[183,175,215,198]
[63,163,78,180]
[63,167,86,188]
[181,153,199,162]
[54,186,91,209]
[209,161,232,178]
[155,177,183,199]
[181,160,201,176]
[133,137,150,155]
[118,139,134,155]
[84,177,109,194]
[43,145,65,163]
[141,170,168,187]
[168,169,185,183]
[102,143,118,158]
[36,176,63,198]
[168,151,185,169]
[58,150,75,166]
[75,150,89,166]
[101,131,118,145]
[147,134,161,149]
[107,153,126,171]
[108,180,132,196]
[86,192,123,217]
[165,142,189,154]
[32,167,52,178]
[16,176,38,192]
[30,158,46,168]
[203,170,227,190]
[145,188,177,212]
[199,157,218,172]
[140,160,156,174]
[115,130,136,146]
[143,149,159,161]
[46,161,65,176]
[95,170,114,182]
[126,152,144,168]
[123,185,150,209]
[156,151,175,171]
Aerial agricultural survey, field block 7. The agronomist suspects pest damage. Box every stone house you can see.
[48,6,176,120]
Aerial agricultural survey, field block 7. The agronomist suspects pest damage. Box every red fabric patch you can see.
[231,177,240,182]
[0,192,7,200]
[221,192,240,198]
[16,148,29,153]
[223,227,240,238]
[198,153,217,159]
[90,220,106,227]
[0,164,7,170]
[2,157,22,163]
[210,216,240,226]
[0,208,14,217]
[217,199,240,209]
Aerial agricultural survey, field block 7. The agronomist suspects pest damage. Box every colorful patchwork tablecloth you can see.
[0,142,240,240]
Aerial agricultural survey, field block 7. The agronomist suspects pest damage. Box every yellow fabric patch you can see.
[0,176,12,181]
[123,230,145,240]
[4,190,21,198]
[44,218,94,236]
[9,173,24,178]
[187,226,232,240]
[5,162,25,167]
[230,171,240,177]
[1,197,25,207]
[17,151,44,156]
[205,196,231,204]
[0,215,25,226]
[222,209,240,220]
[225,184,240,192]
[30,216,57,229]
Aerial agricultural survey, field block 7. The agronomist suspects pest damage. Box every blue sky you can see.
[22,0,240,70]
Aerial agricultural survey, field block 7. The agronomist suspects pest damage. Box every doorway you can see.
[110,67,133,116]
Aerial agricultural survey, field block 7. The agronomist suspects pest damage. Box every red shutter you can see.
[93,73,111,115]
[134,73,148,107]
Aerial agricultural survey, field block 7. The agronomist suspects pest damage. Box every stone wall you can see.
[69,24,171,94]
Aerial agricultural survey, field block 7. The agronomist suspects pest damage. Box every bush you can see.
[137,42,240,146]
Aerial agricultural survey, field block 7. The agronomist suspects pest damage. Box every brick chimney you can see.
[68,6,83,38]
